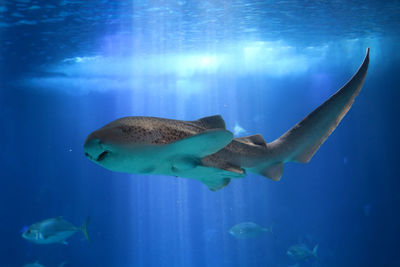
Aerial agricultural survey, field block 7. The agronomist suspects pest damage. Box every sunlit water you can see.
[1,1,399,267]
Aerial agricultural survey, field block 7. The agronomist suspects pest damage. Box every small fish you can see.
[287,243,318,261]
[229,222,273,239]
[22,261,67,267]
[22,216,90,245]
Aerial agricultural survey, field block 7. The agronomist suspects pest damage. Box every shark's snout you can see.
[84,136,109,162]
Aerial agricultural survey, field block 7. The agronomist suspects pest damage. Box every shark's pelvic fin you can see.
[191,115,226,129]
[259,48,370,181]
[260,162,283,181]
[221,164,245,175]
[201,177,231,191]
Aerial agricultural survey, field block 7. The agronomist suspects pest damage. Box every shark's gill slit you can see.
[97,151,109,161]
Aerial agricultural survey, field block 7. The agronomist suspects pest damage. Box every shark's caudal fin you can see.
[81,216,90,241]
[259,48,370,181]
[312,244,319,258]
[263,224,278,239]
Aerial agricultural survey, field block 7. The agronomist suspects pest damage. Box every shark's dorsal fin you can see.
[236,134,267,147]
[192,115,226,129]
[167,129,233,158]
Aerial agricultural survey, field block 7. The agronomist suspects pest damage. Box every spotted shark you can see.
[84,48,369,191]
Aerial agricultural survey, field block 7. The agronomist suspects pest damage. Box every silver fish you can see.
[84,49,369,191]
[229,222,273,239]
[287,244,318,261]
[22,217,90,245]
[22,262,45,267]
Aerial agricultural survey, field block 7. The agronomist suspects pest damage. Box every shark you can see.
[84,48,370,191]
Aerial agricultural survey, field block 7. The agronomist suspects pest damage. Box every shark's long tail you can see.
[254,48,370,181]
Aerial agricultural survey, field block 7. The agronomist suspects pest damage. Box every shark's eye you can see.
[27,230,31,234]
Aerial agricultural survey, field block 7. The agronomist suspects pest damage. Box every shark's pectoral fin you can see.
[201,177,231,191]
[167,129,233,158]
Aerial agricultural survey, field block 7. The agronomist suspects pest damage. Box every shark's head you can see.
[83,135,111,165]
[83,118,161,173]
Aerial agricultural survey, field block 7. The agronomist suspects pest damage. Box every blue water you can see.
[1,0,400,266]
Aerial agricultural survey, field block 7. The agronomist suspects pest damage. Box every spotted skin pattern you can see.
[84,49,369,190]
